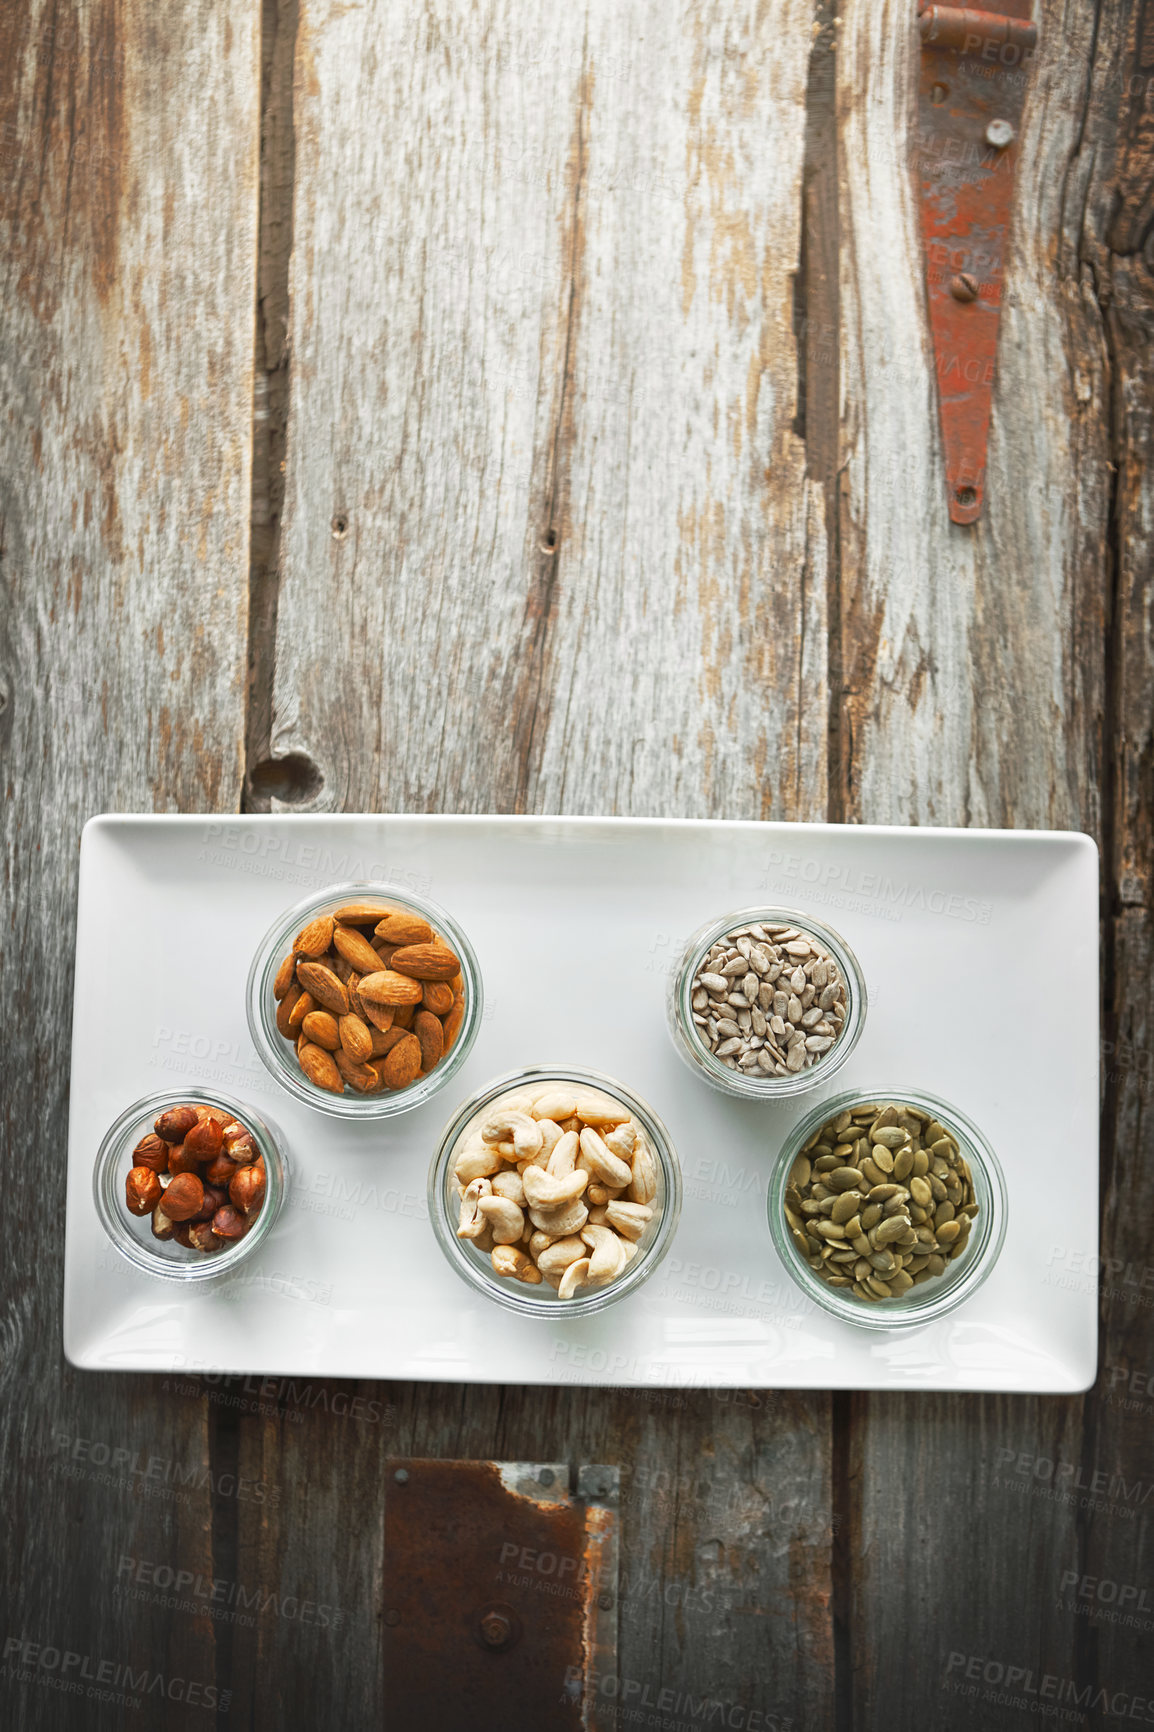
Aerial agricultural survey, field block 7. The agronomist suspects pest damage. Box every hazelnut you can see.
[184,1115,224,1162]
[193,1183,228,1224]
[126,1166,163,1216]
[151,1205,175,1240]
[188,1222,223,1253]
[212,1204,247,1240]
[229,1163,266,1213]
[155,1104,198,1144]
[172,1222,194,1248]
[132,1133,170,1175]
[204,1152,239,1188]
[223,1127,258,1163]
[167,1141,203,1175]
[161,1172,204,1222]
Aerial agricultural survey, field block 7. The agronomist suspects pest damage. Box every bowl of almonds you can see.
[247,883,482,1118]
[668,906,867,1098]
[769,1089,1007,1327]
[93,1091,288,1280]
[429,1069,682,1315]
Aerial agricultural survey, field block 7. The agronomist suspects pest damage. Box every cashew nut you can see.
[528,1197,589,1236]
[531,1089,578,1122]
[546,1129,580,1178]
[581,1223,627,1283]
[491,1169,526,1206]
[628,1137,658,1205]
[584,1204,609,1226]
[522,1165,588,1210]
[536,1118,565,1161]
[528,1229,557,1259]
[603,1122,637,1161]
[605,1200,653,1241]
[536,1236,588,1278]
[477,1194,525,1243]
[558,1257,591,1299]
[578,1127,632,1189]
[481,1110,543,1160]
[457,1176,493,1239]
[572,1090,630,1126]
[491,1245,542,1284]
[454,1138,502,1185]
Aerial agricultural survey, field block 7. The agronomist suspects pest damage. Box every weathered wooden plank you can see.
[269,0,825,824]
[249,2,837,1723]
[0,1,258,1724]
[834,1,1136,1726]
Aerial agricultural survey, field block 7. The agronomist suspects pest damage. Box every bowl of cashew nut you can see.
[429,1068,682,1314]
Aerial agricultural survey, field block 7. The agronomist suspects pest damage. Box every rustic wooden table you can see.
[4,1,1152,1726]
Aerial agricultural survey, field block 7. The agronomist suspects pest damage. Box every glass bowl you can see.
[246,881,483,1119]
[768,1087,1007,1328]
[94,1089,288,1281]
[667,905,867,1099]
[429,1067,682,1316]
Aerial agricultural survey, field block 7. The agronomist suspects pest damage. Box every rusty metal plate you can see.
[383,1460,618,1730]
[916,1,1038,523]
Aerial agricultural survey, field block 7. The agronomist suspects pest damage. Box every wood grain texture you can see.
[834,2,1146,1727]
[270,0,826,823]
[0,1,258,1725]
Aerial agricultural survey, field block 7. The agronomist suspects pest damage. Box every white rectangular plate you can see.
[65,814,1099,1391]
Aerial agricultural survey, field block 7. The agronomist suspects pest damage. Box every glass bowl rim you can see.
[428,1065,683,1317]
[245,879,483,1119]
[768,1084,1008,1329]
[93,1087,288,1283]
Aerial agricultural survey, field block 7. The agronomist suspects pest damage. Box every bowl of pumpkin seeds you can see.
[769,1090,1007,1327]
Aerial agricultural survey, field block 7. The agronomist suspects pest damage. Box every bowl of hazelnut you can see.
[93,1091,288,1280]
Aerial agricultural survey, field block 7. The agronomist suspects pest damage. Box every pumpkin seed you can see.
[831,1192,861,1223]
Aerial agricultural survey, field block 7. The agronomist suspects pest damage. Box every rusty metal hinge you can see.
[383,1460,619,1731]
[916,1,1038,523]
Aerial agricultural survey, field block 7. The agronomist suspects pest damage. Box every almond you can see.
[361,999,395,1033]
[301,1009,341,1051]
[276,981,301,1037]
[389,941,461,981]
[332,901,395,925]
[346,974,366,1018]
[421,980,454,1016]
[374,912,434,947]
[414,1009,444,1072]
[294,913,335,957]
[298,1041,344,1093]
[339,1012,373,1064]
[442,996,466,1052]
[372,940,400,966]
[358,969,424,1007]
[332,923,385,974]
[273,952,297,1000]
[334,1048,380,1092]
[370,1024,408,1057]
[296,960,349,1016]
[287,989,315,1031]
[382,1032,422,1089]
[392,1003,416,1030]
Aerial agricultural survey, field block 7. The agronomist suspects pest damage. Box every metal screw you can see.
[394,1468,409,1485]
[384,1610,400,1627]
[986,118,1015,149]
[480,1610,513,1648]
[538,1468,555,1487]
[949,273,979,302]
